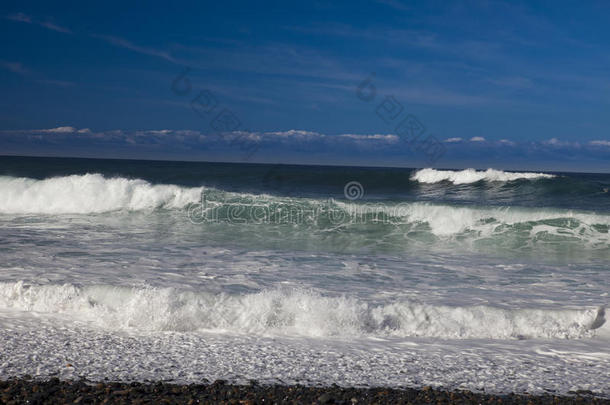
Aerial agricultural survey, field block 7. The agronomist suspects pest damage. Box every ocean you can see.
[0,155,608,396]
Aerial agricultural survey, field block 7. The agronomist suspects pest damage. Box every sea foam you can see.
[411,168,555,184]
[0,282,604,339]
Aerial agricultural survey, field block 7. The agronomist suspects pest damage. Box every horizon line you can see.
[1,153,608,176]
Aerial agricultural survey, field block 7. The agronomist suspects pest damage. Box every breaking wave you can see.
[193,197,610,248]
[0,174,202,214]
[411,168,555,184]
[1,174,609,249]
[0,282,605,339]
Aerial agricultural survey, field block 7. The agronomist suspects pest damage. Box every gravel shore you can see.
[0,378,608,405]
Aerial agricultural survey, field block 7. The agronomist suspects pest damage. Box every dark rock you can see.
[318,392,335,403]
[0,377,607,404]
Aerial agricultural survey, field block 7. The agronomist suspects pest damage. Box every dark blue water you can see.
[1,155,609,212]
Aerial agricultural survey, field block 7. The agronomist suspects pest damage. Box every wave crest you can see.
[1,174,608,250]
[411,168,555,184]
[0,174,202,214]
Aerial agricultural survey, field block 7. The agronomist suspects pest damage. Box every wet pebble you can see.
[0,378,607,404]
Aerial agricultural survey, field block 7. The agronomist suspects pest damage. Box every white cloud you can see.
[545,137,561,145]
[543,138,580,148]
[105,130,123,136]
[589,140,610,147]
[470,136,486,142]
[39,21,71,34]
[0,61,73,86]
[174,130,201,136]
[0,61,29,75]
[444,137,463,143]
[93,35,176,63]
[265,130,323,138]
[6,12,71,34]
[6,12,31,23]
[222,131,261,142]
[42,126,76,133]
[498,139,515,146]
[340,134,398,142]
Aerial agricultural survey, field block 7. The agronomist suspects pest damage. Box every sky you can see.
[1,0,610,172]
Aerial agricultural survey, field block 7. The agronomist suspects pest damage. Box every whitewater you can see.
[411,168,556,184]
[0,174,202,213]
[0,157,608,396]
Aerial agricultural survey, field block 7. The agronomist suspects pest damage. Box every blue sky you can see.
[1,0,610,172]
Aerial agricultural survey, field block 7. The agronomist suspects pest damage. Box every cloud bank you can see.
[1,126,609,171]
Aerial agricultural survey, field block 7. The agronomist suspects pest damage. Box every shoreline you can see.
[1,378,607,404]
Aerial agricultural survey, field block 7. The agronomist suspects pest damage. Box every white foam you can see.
[411,168,555,184]
[0,174,202,214]
[2,317,609,395]
[336,200,610,244]
[0,282,604,339]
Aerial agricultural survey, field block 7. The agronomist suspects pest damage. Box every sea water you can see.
[0,156,608,395]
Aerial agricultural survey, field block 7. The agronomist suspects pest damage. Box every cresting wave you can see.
[336,201,610,240]
[411,168,555,184]
[0,174,202,214]
[1,174,609,248]
[195,195,610,247]
[0,282,606,340]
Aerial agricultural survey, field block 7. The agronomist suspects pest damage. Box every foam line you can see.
[0,282,604,339]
